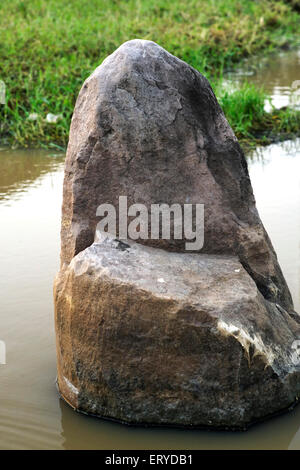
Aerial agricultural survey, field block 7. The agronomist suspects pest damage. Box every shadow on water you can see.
[59,397,300,450]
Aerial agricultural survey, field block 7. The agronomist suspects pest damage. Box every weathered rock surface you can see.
[55,39,300,429]
[61,39,293,312]
[55,236,300,429]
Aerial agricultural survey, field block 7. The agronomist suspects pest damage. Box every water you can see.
[0,139,299,450]
[249,140,300,313]
[225,48,300,111]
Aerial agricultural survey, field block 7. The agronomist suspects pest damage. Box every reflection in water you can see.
[248,139,300,313]
[0,141,300,449]
[0,148,64,203]
[0,150,65,450]
[225,48,300,111]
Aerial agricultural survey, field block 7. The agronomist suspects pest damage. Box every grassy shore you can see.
[219,83,300,148]
[0,0,300,149]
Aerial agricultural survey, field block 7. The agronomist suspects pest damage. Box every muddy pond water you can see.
[225,47,300,111]
[1,47,300,450]
[0,139,299,450]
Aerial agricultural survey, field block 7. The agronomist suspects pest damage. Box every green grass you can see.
[0,0,300,148]
[218,83,300,147]
[219,84,268,138]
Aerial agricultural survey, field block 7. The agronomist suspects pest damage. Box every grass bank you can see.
[0,0,300,149]
[218,83,300,149]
